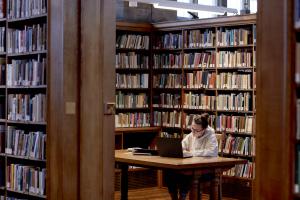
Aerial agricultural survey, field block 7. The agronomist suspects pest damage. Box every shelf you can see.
[116,68,150,72]
[6,154,46,162]
[115,127,160,133]
[153,88,181,91]
[116,88,149,91]
[7,120,47,125]
[183,88,216,91]
[116,48,149,52]
[183,108,216,112]
[222,175,253,182]
[0,153,5,157]
[0,85,5,88]
[7,85,47,89]
[6,188,46,199]
[7,14,47,23]
[0,52,6,56]
[217,44,254,49]
[216,131,254,137]
[152,48,182,52]
[222,153,255,159]
[0,18,6,22]
[7,50,47,57]
[217,110,254,114]
[0,186,5,190]
[216,88,253,92]
[183,47,216,50]
[116,107,150,111]
[153,106,181,111]
[183,67,216,71]
[152,68,182,72]
[0,119,6,123]
[216,67,253,71]
[161,126,181,130]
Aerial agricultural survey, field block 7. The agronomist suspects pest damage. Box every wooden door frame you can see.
[48,0,115,199]
[255,0,294,199]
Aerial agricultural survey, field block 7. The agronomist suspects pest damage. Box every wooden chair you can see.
[193,132,225,200]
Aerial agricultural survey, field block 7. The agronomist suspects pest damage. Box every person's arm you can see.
[192,133,218,157]
[181,134,191,151]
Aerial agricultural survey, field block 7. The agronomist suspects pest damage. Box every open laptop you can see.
[156,137,193,158]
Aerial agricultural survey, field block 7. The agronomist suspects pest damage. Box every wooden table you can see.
[115,150,246,200]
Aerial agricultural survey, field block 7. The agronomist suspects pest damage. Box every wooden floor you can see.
[114,187,238,200]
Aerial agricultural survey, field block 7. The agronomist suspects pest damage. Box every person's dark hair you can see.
[193,113,209,129]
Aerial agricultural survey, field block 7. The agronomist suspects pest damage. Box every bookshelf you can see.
[295,0,300,197]
[0,0,48,200]
[115,15,256,194]
[152,15,256,183]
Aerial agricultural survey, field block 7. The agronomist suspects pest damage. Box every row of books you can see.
[152,93,181,109]
[183,52,215,69]
[6,164,46,195]
[153,74,182,89]
[183,113,215,129]
[223,162,255,179]
[216,73,252,90]
[0,125,5,152]
[184,71,215,89]
[160,132,181,138]
[217,93,252,111]
[161,111,181,128]
[0,27,4,53]
[115,53,149,69]
[153,54,181,69]
[297,99,300,139]
[183,93,216,110]
[216,51,253,68]
[116,34,149,50]
[115,113,150,128]
[115,92,148,109]
[5,127,46,160]
[116,74,149,89]
[7,58,46,86]
[222,135,255,156]
[8,0,47,19]
[0,58,5,85]
[1,197,28,200]
[183,29,215,48]
[0,0,4,18]
[153,33,183,49]
[8,94,46,122]
[216,28,252,46]
[7,24,47,54]
[216,115,254,134]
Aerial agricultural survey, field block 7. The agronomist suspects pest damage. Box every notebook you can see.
[156,137,193,158]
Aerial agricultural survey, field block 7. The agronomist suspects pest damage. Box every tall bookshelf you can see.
[0,0,48,200]
[295,0,300,198]
[115,15,256,195]
[152,15,256,186]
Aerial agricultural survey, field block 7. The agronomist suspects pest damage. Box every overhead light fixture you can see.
[123,0,238,14]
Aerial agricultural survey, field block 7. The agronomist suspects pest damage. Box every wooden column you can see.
[80,0,116,199]
[255,0,294,199]
[48,0,80,199]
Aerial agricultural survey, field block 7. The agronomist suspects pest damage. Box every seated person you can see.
[165,113,218,200]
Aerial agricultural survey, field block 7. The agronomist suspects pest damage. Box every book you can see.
[8,0,47,19]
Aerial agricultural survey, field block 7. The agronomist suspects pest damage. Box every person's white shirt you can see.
[182,126,218,157]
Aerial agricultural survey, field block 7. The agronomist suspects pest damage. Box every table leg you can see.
[189,175,200,200]
[120,164,129,200]
[209,174,220,200]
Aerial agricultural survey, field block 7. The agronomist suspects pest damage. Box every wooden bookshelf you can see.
[115,15,256,194]
[0,1,48,199]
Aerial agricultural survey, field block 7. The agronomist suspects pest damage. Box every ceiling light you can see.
[124,0,238,14]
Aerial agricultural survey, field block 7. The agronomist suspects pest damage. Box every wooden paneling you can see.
[80,0,115,199]
[255,0,294,199]
[48,0,80,199]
